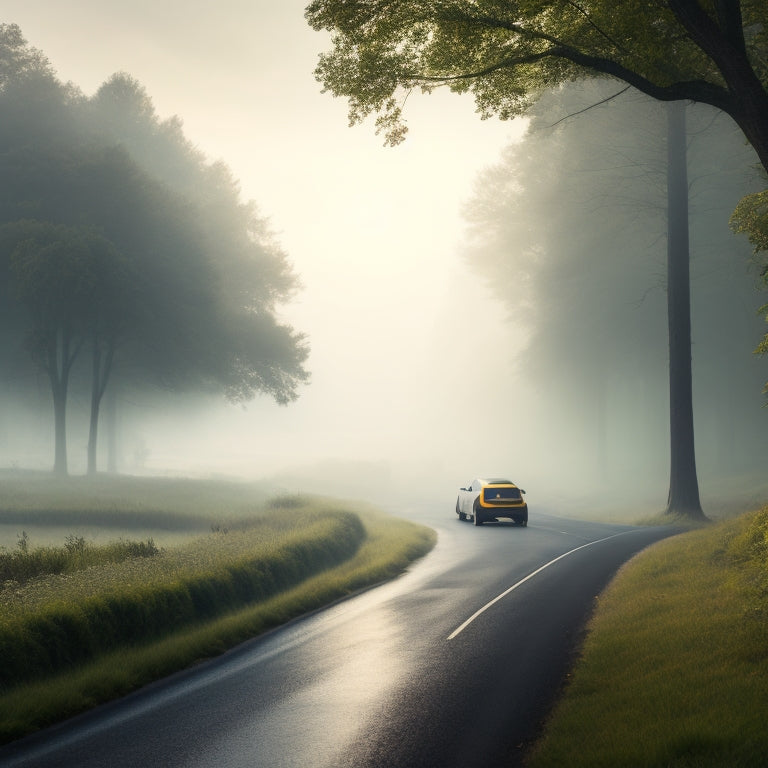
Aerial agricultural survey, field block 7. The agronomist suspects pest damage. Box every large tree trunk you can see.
[664,101,706,520]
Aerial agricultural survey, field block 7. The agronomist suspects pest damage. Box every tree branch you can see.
[667,0,748,67]
[562,0,629,54]
[407,43,733,114]
[714,0,747,55]
[543,85,633,129]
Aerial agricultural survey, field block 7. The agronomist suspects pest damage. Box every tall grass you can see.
[0,508,364,689]
[527,506,768,768]
[0,534,160,584]
[0,487,435,742]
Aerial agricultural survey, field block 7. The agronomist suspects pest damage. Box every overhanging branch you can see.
[543,85,633,129]
[405,43,733,113]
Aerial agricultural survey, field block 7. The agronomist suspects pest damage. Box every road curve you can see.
[0,504,678,768]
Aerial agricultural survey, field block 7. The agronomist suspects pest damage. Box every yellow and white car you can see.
[456,477,528,527]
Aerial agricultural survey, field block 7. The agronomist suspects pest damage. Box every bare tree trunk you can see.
[87,336,115,475]
[87,343,101,476]
[664,101,706,520]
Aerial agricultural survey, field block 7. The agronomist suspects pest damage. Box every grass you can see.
[0,476,436,743]
[0,508,365,688]
[526,505,768,768]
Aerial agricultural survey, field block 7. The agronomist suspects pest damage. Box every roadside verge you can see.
[526,506,768,768]
[0,496,435,743]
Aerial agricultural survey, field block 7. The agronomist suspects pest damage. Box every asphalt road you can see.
[0,504,678,768]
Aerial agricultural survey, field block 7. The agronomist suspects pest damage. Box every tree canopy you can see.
[306,1,768,170]
[732,188,768,396]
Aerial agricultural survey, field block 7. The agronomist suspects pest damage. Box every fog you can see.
[2,2,767,515]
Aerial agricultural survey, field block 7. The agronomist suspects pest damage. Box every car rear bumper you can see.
[478,504,528,522]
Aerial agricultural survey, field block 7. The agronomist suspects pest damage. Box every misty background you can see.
[1,2,767,514]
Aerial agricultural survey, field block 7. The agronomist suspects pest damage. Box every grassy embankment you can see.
[527,505,768,768]
[0,474,435,743]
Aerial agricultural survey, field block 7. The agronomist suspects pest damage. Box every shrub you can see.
[0,536,160,586]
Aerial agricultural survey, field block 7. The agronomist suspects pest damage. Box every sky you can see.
[3,1,532,489]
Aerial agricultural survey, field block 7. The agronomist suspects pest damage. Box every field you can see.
[0,471,278,549]
[0,471,436,742]
[526,505,768,768]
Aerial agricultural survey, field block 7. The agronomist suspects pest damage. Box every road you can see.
[0,504,678,768]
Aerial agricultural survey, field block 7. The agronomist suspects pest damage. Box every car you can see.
[456,477,528,527]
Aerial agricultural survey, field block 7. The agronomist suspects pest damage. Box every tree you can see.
[306,1,768,170]
[0,139,309,473]
[462,80,766,512]
[0,23,52,88]
[0,30,310,473]
[0,139,217,475]
[81,238,137,476]
[6,223,122,475]
[665,101,703,518]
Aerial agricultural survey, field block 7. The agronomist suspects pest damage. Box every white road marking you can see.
[447,531,635,640]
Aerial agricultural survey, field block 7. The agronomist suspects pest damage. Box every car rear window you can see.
[483,486,522,502]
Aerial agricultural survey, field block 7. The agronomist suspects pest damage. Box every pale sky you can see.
[3,1,532,485]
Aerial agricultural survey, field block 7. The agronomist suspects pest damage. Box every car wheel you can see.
[456,499,466,521]
[473,502,483,526]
